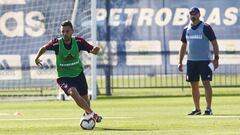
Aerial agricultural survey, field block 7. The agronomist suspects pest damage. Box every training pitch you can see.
[0,95,239,135]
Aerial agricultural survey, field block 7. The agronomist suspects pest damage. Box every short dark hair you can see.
[61,20,73,29]
[189,7,200,14]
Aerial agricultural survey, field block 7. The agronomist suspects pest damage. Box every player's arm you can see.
[178,42,187,72]
[204,24,219,69]
[211,39,219,69]
[178,28,187,72]
[76,36,100,55]
[35,46,46,66]
[90,46,100,55]
[35,39,58,66]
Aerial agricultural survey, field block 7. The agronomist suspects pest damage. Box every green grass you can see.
[0,95,240,135]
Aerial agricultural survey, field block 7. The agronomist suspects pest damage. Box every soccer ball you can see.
[80,115,96,130]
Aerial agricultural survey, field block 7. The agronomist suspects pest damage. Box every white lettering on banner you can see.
[0,11,45,37]
[223,7,238,25]
[199,8,206,21]
[0,55,22,80]
[29,54,56,79]
[0,12,24,37]
[25,11,45,37]
[97,7,240,26]
[172,8,189,26]
[0,0,26,5]
[97,9,107,22]
[206,8,221,25]
[155,8,172,26]
[0,1,46,37]
[109,8,122,26]
[124,8,139,26]
[137,8,154,26]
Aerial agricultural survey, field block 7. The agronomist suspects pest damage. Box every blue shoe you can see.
[204,108,213,115]
[188,109,201,115]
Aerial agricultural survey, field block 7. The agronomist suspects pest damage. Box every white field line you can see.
[0,116,134,121]
[187,115,240,118]
[0,113,13,116]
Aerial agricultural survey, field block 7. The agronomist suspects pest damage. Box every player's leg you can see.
[80,94,102,122]
[75,72,90,107]
[187,61,201,115]
[67,87,93,114]
[75,72,102,122]
[82,95,90,106]
[190,81,201,111]
[200,61,213,115]
[202,80,212,109]
[56,78,93,113]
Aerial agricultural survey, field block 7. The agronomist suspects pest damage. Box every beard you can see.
[63,36,71,42]
[191,17,196,23]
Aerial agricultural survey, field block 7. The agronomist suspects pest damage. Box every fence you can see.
[0,0,240,98]
[95,0,240,94]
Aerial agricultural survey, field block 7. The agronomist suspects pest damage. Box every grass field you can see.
[0,94,240,135]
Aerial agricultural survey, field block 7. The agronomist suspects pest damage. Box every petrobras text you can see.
[0,0,239,38]
[97,7,239,27]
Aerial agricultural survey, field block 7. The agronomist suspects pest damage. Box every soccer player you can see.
[35,20,102,122]
[178,7,219,115]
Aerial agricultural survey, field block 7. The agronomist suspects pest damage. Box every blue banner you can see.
[0,0,240,86]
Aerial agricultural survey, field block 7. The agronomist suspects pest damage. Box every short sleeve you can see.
[203,24,216,41]
[181,28,187,43]
[43,39,59,54]
[75,36,94,52]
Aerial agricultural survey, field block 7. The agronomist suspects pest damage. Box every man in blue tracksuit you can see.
[178,7,219,115]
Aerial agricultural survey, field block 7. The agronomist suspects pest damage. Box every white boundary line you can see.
[187,115,240,118]
[0,113,12,116]
[0,116,134,121]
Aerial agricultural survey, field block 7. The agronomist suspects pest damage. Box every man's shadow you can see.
[95,127,157,131]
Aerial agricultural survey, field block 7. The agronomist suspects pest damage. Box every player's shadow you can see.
[214,114,240,117]
[95,127,155,131]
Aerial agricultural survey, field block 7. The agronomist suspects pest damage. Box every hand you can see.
[212,59,219,69]
[178,63,183,72]
[90,47,100,55]
[35,58,42,67]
